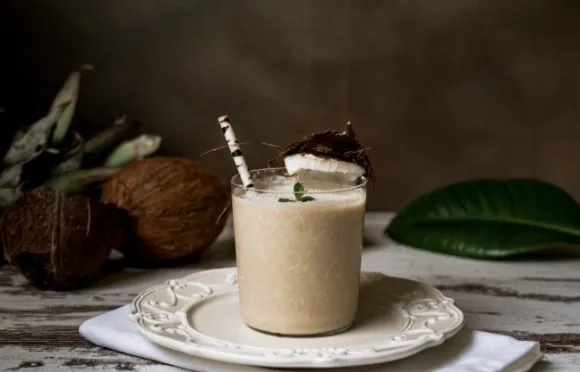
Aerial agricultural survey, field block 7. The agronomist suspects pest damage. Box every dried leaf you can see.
[84,116,136,156]
[46,168,119,195]
[50,71,81,146]
[3,111,60,166]
[50,132,85,175]
[0,163,23,188]
[0,187,22,208]
[102,134,162,168]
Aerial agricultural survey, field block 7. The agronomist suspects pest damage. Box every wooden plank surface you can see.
[1,213,579,371]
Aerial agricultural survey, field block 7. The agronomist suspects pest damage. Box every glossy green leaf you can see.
[385,179,580,259]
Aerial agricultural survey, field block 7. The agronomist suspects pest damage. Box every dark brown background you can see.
[2,0,580,210]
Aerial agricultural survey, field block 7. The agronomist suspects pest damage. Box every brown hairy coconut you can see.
[0,186,123,290]
[101,156,230,263]
[271,122,375,181]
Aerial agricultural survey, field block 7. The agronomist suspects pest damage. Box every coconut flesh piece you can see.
[284,153,365,182]
[275,122,374,186]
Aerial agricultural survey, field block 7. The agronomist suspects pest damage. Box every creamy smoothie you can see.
[232,169,366,336]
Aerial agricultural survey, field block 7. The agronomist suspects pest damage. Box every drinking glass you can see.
[231,168,367,336]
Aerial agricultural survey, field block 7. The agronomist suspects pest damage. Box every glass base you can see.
[246,321,354,338]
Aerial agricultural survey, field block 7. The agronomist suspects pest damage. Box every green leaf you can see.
[293,182,306,200]
[300,196,316,202]
[385,179,580,259]
[278,197,296,203]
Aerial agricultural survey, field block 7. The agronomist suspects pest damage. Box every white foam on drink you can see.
[237,178,365,203]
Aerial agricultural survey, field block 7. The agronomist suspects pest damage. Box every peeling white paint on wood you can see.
[1,213,579,371]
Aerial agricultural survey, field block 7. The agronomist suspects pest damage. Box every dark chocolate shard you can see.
[271,122,375,181]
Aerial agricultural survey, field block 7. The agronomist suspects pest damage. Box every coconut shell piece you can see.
[101,156,230,263]
[0,186,123,290]
[272,122,375,181]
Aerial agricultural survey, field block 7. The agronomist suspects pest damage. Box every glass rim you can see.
[230,167,368,194]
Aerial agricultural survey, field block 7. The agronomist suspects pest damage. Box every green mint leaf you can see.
[300,196,315,202]
[294,182,306,200]
[278,197,296,203]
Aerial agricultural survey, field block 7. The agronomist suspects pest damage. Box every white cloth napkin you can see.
[80,305,542,372]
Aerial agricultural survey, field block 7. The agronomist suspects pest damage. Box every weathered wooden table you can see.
[1,213,579,371]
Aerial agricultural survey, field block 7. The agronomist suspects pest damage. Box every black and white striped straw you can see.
[217,115,254,188]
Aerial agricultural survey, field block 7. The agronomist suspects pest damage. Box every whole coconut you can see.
[0,186,124,290]
[101,156,230,263]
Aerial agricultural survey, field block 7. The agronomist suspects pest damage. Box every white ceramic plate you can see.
[130,268,464,369]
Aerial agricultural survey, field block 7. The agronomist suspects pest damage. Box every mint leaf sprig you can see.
[279,182,316,203]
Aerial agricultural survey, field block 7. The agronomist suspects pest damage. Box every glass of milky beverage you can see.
[232,168,367,336]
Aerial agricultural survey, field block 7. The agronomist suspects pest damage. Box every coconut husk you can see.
[0,186,124,290]
[271,122,375,181]
[101,156,230,264]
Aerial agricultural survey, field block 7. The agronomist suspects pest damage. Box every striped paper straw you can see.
[217,115,254,188]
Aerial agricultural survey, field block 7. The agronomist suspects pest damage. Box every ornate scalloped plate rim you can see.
[130,268,464,369]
